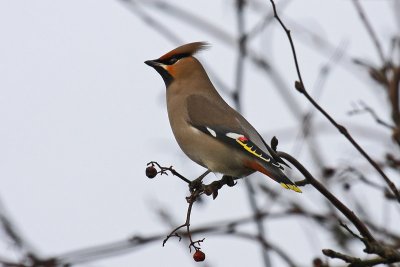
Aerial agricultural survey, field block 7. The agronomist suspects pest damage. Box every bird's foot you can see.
[203,175,238,199]
[189,170,211,192]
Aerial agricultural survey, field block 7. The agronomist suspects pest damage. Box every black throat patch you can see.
[153,66,174,87]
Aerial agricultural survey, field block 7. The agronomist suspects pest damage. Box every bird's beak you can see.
[144,59,160,68]
[144,59,172,86]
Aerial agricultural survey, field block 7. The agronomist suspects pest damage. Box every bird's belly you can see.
[176,126,253,177]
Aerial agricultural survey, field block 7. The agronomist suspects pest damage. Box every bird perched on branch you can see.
[145,42,301,193]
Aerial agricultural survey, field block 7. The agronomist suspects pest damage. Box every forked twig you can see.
[348,101,395,130]
[162,192,205,252]
[147,162,239,252]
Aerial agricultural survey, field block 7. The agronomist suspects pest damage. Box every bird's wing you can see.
[186,95,301,193]
[186,94,244,133]
[186,94,276,165]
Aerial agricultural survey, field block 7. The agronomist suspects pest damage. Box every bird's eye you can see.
[167,57,178,65]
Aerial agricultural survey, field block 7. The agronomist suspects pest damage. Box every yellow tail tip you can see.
[280,183,302,193]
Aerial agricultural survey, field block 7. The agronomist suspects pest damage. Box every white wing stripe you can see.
[226,132,244,140]
[206,127,217,137]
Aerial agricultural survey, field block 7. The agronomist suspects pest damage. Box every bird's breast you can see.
[166,110,250,176]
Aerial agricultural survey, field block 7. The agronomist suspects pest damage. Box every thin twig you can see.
[52,208,311,265]
[337,166,387,192]
[246,0,291,41]
[291,42,347,172]
[388,67,400,144]
[339,220,363,240]
[232,232,298,267]
[234,1,272,266]
[119,0,182,44]
[147,161,191,184]
[351,0,386,64]
[348,101,395,130]
[0,198,39,262]
[148,162,240,251]
[138,0,234,44]
[323,249,391,267]
[162,192,204,252]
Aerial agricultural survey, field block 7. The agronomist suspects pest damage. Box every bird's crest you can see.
[158,42,209,61]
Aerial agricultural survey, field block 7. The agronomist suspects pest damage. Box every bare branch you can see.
[323,249,390,267]
[276,150,400,262]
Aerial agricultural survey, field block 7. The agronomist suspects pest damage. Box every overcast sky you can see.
[0,1,398,266]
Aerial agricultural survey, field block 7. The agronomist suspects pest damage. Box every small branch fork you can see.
[268,0,400,203]
[348,101,395,130]
[162,189,205,252]
[146,162,238,252]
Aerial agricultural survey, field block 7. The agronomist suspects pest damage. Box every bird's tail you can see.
[245,160,302,193]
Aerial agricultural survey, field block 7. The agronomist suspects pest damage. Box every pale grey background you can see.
[0,1,398,266]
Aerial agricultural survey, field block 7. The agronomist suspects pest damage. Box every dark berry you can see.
[343,182,351,191]
[322,167,335,178]
[145,166,157,178]
[193,250,205,262]
[313,257,323,267]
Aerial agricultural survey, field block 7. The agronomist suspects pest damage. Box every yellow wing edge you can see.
[280,183,302,193]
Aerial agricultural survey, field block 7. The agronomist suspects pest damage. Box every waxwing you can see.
[145,42,301,193]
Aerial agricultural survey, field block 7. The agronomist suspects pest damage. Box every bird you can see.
[145,42,301,193]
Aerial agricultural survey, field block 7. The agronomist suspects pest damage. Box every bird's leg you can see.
[189,170,211,192]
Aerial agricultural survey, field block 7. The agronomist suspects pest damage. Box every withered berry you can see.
[193,250,205,262]
[145,166,157,178]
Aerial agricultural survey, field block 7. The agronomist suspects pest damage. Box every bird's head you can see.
[145,42,209,87]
